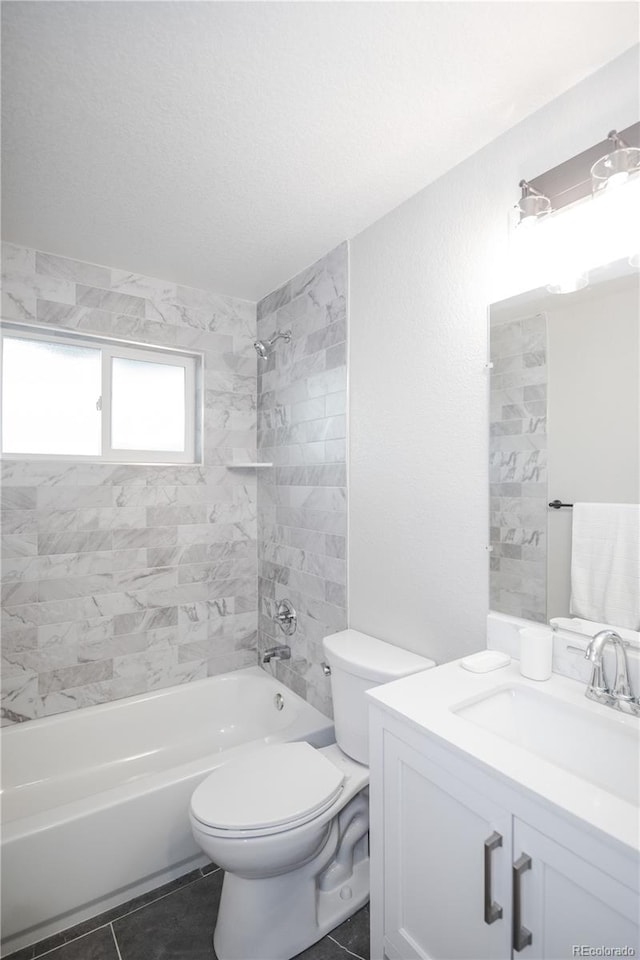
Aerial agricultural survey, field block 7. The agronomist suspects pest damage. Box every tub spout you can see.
[262,645,291,664]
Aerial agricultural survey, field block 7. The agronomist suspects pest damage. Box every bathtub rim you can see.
[1,665,334,837]
[1,663,292,737]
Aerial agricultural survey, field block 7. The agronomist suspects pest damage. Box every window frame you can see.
[0,323,201,464]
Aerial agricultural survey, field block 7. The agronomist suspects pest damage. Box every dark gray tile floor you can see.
[4,867,369,960]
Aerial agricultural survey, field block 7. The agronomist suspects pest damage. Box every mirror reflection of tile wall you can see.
[489,312,547,622]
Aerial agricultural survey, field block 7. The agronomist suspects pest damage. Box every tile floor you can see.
[5,865,370,960]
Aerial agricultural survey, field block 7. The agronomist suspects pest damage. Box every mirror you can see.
[489,262,639,624]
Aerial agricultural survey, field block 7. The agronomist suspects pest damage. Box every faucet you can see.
[584,630,640,716]
[262,645,291,664]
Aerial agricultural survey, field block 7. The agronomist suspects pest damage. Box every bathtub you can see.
[0,666,334,955]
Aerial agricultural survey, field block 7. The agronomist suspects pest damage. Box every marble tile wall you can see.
[489,311,547,622]
[257,243,348,715]
[1,243,258,723]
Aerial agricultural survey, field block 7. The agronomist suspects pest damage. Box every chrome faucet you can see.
[584,630,640,716]
[262,645,291,664]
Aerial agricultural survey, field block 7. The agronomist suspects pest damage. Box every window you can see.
[0,327,199,462]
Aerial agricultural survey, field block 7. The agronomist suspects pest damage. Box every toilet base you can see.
[212,842,369,960]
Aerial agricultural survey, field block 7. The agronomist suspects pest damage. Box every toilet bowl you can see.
[189,629,434,960]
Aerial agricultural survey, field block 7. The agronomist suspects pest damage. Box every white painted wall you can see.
[546,276,640,621]
[348,45,640,664]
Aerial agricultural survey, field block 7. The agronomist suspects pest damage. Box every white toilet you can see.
[189,629,434,960]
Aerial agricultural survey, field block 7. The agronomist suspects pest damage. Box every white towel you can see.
[570,503,640,631]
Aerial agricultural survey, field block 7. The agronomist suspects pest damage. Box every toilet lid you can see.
[190,742,345,833]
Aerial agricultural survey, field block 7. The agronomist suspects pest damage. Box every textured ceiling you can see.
[2,2,637,300]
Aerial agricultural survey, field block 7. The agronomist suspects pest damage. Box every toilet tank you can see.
[323,629,435,764]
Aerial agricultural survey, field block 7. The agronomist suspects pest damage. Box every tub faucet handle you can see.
[275,599,297,636]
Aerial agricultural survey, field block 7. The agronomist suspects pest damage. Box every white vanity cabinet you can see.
[369,707,640,960]
[512,820,639,960]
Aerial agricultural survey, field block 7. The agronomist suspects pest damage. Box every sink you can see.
[452,685,640,805]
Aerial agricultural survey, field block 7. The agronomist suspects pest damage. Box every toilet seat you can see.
[190,742,345,839]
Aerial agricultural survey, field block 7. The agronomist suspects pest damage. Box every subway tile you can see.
[305,319,347,356]
[38,486,113,511]
[5,631,78,674]
[110,269,176,304]
[1,487,37,511]
[38,659,113,695]
[36,251,111,288]
[112,527,177,550]
[76,284,146,317]
[37,621,78,648]
[78,632,148,662]
[283,487,346,513]
[275,464,346,487]
[3,551,113,583]
[2,533,38,558]
[2,288,36,321]
[113,567,178,593]
[1,510,37,535]
[39,531,113,556]
[38,573,114,602]
[2,459,115,487]
[3,271,75,305]
[113,606,178,636]
[112,486,178,508]
[1,671,41,724]
[2,580,39,606]
[36,300,114,329]
[145,504,208,527]
[2,241,35,272]
[176,520,256,545]
[1,624,38,652]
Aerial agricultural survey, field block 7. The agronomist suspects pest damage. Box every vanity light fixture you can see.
[591,130,640,193]
[515,180,552,226]
[511,122,640,293]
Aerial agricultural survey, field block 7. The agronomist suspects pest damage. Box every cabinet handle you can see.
[483,831,503,925]
[512,853,533,952]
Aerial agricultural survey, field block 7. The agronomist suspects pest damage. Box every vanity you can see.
[367,660,640,960]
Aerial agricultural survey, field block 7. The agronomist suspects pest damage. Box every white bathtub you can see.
[0,666,334,955]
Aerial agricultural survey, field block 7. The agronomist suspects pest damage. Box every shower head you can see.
[253,330,292,360]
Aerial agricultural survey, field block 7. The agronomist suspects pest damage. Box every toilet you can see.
[189,628,434,960]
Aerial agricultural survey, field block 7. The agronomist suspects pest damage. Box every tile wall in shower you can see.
[257,243,348,715]
[1,242,258,723]
[489,310,547,622]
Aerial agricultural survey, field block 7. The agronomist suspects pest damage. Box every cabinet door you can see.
[512,820,640,959]
[382,730,511,960]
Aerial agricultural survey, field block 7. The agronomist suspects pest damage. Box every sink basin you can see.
[452,685,640,805]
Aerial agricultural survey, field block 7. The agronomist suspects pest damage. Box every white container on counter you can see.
[519,625,553,681]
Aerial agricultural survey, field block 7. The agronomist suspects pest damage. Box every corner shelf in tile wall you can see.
[225,462,274,468]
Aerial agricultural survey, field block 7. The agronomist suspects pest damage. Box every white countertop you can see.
[367,659,640,853]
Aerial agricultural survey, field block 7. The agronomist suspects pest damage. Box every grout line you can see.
[24,924,113,960]
[107,868,221,925]
[110,924,124,960]
[327,935,367,960]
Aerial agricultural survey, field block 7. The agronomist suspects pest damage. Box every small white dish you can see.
[460,650,511,673]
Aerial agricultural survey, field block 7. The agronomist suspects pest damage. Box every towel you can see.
[570,503,640,631]
[550,616,640,648]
